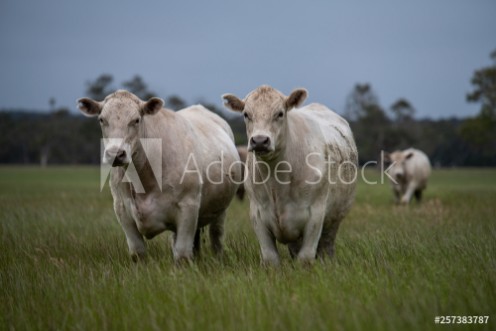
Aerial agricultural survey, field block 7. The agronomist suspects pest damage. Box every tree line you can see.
[1,50,495,166]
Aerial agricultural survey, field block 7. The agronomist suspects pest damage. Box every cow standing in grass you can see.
[77,90,241,262]
[223,85,358,265]
[385,148,431,204]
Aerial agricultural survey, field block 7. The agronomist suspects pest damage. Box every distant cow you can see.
[223,85,358,265]
[235,146,248,200]
[385,148,431,204]
[77,90,241,262]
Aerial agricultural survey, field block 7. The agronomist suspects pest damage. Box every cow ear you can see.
[77,98,102,117]
[222,94,245,112]
[285,88,308,111]
[141,97,164,116]
[405,152,414,160]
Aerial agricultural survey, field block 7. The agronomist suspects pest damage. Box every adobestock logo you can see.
[100,142,398,193]
[100,138,162,193]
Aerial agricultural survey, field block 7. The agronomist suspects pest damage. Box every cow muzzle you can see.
[249,135,271,153]
[104,148,129,167]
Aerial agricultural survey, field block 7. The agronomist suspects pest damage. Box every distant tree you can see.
[344,83,380,121]
[467,49,496,116]
[122,75,155,100]
[461,49,496,162]
[166,95,187,110]
[86,74,115,101]
[345,84,391,163]
[388,98,418,150]
[390,98,415,122]
[49,97,56,112]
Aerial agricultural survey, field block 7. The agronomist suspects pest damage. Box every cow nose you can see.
[105,149,127,165]
[115,149,127,163]
[250,135,270,152]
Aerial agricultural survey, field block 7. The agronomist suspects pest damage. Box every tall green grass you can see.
[1,166,495,331]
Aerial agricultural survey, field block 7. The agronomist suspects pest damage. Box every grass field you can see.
[1,166,495,331]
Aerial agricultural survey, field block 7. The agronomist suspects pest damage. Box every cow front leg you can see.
[400,182,417,205]
[173,203,200,263]
[114,200,146,261]
[297,205,325,265]
[255,226,280,266]
[252,207,279,266]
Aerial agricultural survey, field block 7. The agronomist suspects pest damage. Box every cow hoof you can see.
[174,256,194,267]
[261,259,280,268]
[297,255,316,267]
[131,252,147,263]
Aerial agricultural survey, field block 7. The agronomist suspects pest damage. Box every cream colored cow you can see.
[385,148,431,204]
[78,90,241,262]
[223,85,358,265]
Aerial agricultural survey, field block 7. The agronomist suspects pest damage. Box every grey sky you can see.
[0,0,495,118]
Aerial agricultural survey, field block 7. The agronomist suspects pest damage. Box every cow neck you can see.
[252,123,291,197]
[129,116,161,194]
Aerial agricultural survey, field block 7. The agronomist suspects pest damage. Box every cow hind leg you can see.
[288,239,302,259]
[414,189,423,203]
[393,188,401,204]
[193,228,201,257]
[208,211,226,256]
[317,218,342,259]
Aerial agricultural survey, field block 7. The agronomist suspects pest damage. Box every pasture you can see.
[1,166,495,331]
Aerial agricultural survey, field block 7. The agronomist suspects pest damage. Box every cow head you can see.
[223,85,307,159]
[77,90,164,167]
[384,150,414,183]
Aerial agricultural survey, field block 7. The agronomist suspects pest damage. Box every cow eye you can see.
[243,112,250,120]
[130,118,140,126]
[134,118,140,125]
[277,111,284,118]
[98,117,105,125]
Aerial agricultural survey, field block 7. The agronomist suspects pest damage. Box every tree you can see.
[467,49,496,116]
[49,97,56,112]
[390,98,415,122]
[461,49,496,162]
[345,83,391,163]
[344,83,380,121]
[85,74,115,101]
[388,98,418,150]
[166,95,186,110]
[122,75,155,100]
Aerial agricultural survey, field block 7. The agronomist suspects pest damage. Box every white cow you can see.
[385,148,431,204]
[223,85,358,265]
[78,90,241,262]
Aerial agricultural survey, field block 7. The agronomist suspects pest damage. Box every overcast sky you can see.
[0,0,495,118]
